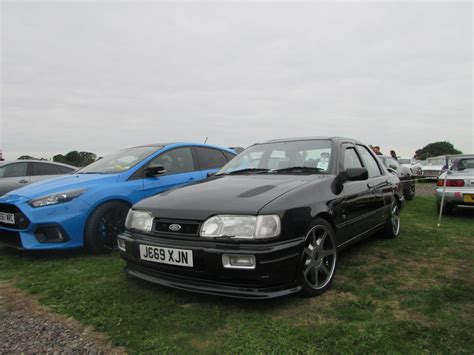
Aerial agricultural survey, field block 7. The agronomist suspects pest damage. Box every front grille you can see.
[0,230,23,249]
[153,219,201,236]
[0,203,31,230]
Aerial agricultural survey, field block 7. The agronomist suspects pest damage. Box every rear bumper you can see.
[436,187,474,205]
[118,232,304,299]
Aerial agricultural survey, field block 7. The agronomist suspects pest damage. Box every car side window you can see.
[32,163,62,176]
[194,147,228,170]
[222,151,236,161]
[386,157,400,170]
[0,163,28,178]
[343,147,363,170]
[58,166,75,174]
[356,145,383,177]
[149,147,195,174]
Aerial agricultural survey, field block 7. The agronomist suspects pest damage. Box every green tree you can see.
[53,151,97,167]
[415,141,462,160]
[17,155,47,161]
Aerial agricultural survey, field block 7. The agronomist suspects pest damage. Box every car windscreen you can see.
[217,139,333,175]
[77,146,160,174]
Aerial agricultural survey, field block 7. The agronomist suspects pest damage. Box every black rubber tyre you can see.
[405,181,415,200]
[84,201,130,254]
[382,199,401,239]
[299,218,338,297]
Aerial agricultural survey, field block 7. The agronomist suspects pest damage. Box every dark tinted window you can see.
[344,147,363,169]
[149,147,195,174]
[223,151,236,161]
[356,145,382,177]
[195,147,228,170]
[0,163,28,178]
[32,163,62,176]
[57,166,75,174]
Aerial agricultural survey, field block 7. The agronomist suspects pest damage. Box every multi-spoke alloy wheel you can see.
[300,218,337,297]
[382,199,401,239]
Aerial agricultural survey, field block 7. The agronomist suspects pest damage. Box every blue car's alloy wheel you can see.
[85,201,130,253]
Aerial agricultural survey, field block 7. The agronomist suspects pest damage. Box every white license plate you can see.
[0,212,15,225]
[139,244,193,267]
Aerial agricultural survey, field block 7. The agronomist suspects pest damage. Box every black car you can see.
[377,156,415,200]
[118,137,404,299]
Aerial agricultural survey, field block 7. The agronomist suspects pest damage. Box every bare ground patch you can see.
[0,282,126,354]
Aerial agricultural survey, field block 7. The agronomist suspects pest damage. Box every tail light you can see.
[437,179,465,187]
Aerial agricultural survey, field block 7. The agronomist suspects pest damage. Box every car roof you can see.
[130,142,236,153]
[0,160,77,168]
[265,136,364,145]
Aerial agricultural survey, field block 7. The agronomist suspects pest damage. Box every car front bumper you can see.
[0,195,90,250]
[435,187,474,206]
[118,231,305,299]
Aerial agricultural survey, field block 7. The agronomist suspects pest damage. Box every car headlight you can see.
[200,215,281,239]
[28,189,86,208]
[125,210,153,232]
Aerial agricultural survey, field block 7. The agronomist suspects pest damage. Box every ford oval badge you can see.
[169,224,181,232]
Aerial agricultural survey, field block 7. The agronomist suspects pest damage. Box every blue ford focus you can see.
[0,143,236,253]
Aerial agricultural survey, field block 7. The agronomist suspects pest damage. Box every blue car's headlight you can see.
[28,189,86,208]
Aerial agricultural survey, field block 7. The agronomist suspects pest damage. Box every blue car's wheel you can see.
[85,201,130,253]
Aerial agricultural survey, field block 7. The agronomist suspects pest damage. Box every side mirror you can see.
[387,167,397,175]
[145,165,166,177]
[389,164,398,170]
[345,167,368,181]
[207,172,216,178]
[331,168,368,195]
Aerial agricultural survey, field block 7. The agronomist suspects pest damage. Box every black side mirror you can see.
[145,165,166,177]
[345,168,368,181]
[331,168,368,195]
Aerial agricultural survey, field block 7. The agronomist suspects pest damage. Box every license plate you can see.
[463,194,474,203]
[139,244,193,267]
[0,212,15,225]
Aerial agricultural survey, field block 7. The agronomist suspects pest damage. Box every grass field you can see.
[0,196,473,354]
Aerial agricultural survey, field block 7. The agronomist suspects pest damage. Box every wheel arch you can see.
[314,212,337,233]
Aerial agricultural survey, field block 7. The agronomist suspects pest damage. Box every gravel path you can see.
[415,181,437,196]
[0,283,126,354]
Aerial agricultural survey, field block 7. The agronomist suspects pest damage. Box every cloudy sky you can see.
[1,1,472,160]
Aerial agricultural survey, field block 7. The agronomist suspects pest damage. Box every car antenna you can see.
[203,137,208,144]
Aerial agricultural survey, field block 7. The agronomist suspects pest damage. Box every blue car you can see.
[0,143,236,252]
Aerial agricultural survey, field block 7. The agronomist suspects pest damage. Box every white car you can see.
[420,156,448,180]
[436,154,474,213]
[398,157,422,175]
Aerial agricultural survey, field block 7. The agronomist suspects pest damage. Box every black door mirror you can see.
[145,165,166,177]
[345,167,368,181]
[331,168,368,195]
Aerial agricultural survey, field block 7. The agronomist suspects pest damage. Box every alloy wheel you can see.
[303,225,337,290]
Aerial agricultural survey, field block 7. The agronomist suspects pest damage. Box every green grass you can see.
[1,196,473,353]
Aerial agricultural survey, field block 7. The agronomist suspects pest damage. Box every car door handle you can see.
[188,178,195,181]
[367,183,375,189]
[19,179,29,184]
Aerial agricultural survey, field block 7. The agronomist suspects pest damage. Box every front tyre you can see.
[382,200,401,238]
[84,201,130,254]
[299,218,337,297]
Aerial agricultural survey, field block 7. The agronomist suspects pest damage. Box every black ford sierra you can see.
[118,137,403,299]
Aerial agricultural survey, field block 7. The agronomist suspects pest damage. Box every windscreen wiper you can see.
[217,168,270,175]
[271,166,325,174]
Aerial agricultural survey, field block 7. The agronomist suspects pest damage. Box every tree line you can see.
[18,151,97,167]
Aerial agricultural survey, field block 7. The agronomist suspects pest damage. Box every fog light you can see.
[117,238,126,252]
[222,254,255,269]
